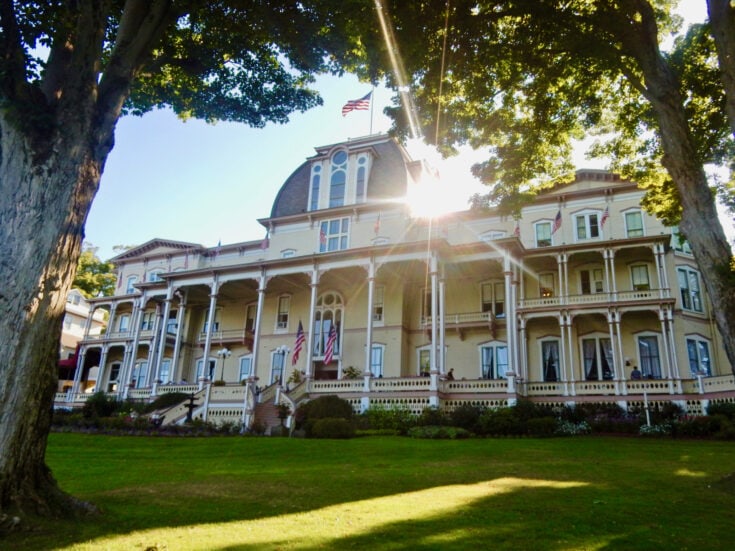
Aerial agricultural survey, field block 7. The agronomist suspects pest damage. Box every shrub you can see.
[408,426,471,439]
[310,418,355,439]
[297,395,353,426]
[418,406,449,427]
[359,405,416,434]
[707,402,735,421]
[527,417,558,437]
[450,404,485,433]
[651,402,685,423]
[555,420,591,436]
[478,407,525,436]
[512,399,553,422]
[673,415,728,438]
[639,423,672,437]
[82,391,120,419]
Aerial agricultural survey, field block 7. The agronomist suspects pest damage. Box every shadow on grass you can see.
[5,434,735,550]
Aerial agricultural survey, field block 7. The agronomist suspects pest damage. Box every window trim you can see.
[677,265,703,313]
[686,335,711,377]
[370,343,385,377]
[630,263,651,291]
[624,209,644,238]
[534,221,553,247]
[372,285,385,324]
[275,294,291,332]
[539,339,561,382]
[319,217,350,253]
[573,210,602,242]
[636,333,662,379]
[239,354,253,382]
[479,341,509,379]
[480,280,506,318]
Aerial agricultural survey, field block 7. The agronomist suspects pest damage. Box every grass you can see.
[6,434,735,550]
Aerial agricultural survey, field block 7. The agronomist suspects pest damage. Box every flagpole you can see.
[370,86,375,135]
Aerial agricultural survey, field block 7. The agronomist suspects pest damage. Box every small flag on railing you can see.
[324,324,337,364]
[292,321,305,366]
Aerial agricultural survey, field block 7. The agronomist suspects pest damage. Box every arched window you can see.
[356,156,367,203]
[329,150,347,208]
[309,165,321,211]
[313,292,343,359]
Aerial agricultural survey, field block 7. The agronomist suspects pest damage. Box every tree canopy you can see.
[72,243,116,298]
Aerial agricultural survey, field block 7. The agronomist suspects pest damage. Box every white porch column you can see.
[566,313,576,396]
[504,253,515,376]
[94,345,110,393]
[364,260,375,384]
[612,310,627,395]
[251,270,267,383]
[122,295,145,389]
[83,307,95,339]
[556,254,565,305]
[653,244,666,299]
[71,346,87,395]
[200,277,219,388]
[518,316,528,381]
[106,303,118,336]
[430,254,439,375]
[145,302,163,387]
[153,287,175,384]
[667,309,681,382]
[439,268,446,376]
[305,267,319,379]
[170,290,186,382]
[607,309,621,395]
[558,314,569,396]
[609,249,618,300]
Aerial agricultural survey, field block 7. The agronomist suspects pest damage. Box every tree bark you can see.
[620,1,735,375]
[708,0,735,139]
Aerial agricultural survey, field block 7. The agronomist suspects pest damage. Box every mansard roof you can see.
[269,135,416,219]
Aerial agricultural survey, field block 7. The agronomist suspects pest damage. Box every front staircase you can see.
[254,399,286,435]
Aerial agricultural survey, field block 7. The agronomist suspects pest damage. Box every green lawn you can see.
[6,434,735,550]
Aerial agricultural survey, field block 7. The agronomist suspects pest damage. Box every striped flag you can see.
[319,225,327,249]
[260,232,270,250]
[601,205,610,228]
[551,210,562,234]
[323,324,337,364]
[341,91,372,116]
[292,321,305,366]
[374,212,381,236]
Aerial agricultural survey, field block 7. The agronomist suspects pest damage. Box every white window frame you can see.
[159,358,172,384]
[202,308,221,334]
[539,273,555,298]
[118,314,131,332]
[534,221,553,247]
[480,230,507,242]
[686,336,711,376]
[579,334,614,381]
[671,226,692,255]
[281,249,296,258]
[270,349,287,385]
[107,362,121,391]
[140,311,156,331]
[329,149,348,208]
[624,210,644,238]
[574,211,601,241]
[308,164,322,211]
[630,264,651,291]
[417,345,432,377]
[578,267,605,295]
[479,341,508,379]
[677,266,703,313]
[148,269,165,282]
[313,291,342,359]
[636,333,662,379]
[372,285,385,324]
[239,354,253,382]
[275,295,290,331]
[125,275,138,294]
[245,303,258,333]
[480,281,505,318]
[540,339,561,382]
[131,360,148,388]
[370,343,385,377]
[196,357,217,381]
[319,217,350,252]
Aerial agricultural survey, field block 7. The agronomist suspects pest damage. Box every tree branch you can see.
[0,0,30,102]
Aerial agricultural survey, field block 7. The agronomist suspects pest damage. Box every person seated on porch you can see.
[446,368,455,380]
[630,366,642,380]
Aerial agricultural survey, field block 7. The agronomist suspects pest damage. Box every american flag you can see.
[374,212,381,236]
[513,221,521,238]
[292,321,305,366]
[600,205,609,228]
[319,225,327,248]
[551,209,562,234]
[260,232,269,250]
[341,91,372,116]
[323,324,337,364]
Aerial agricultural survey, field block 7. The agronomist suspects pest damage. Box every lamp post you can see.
[217,347,231,382]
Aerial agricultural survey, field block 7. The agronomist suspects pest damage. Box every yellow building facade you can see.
[56,135,735,427]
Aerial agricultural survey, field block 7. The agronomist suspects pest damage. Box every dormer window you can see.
[329,150,347,208]
[356,156,367,203]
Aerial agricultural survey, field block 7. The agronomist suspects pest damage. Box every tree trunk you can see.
[708,0,735,138]
[0,112,102,526]
[625,8,735,376]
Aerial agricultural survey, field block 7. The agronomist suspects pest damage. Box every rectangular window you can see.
[276,296,290,330]
[687,338,711,376]
[671,226,692,254]
[319,218,350,252]
[625,211,644,237]
[373,286,385,322]
[481,344,508,379]
[239,356,253,381]
[166,312,177,334]
[580,269,604,294]
[371,345,384,377]
[271,351,285,384]
[159,359,171,384]
[202,309,220,333]
[140,311,155,331]
[535,222,552,247]
[481,282,505,317]
[419,348,431,376]
[541,341,560,382]
[637,336,662,379]
[118,314,130,332]
[539,273,555,297]
[678,267,702,312]
[631,265,650,291]
[582,337,613,380]
[245,304,257,333]
[575,213,600,240]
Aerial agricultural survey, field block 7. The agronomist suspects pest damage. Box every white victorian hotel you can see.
[56,134,735,428]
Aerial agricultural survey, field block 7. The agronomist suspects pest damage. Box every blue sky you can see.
[85,1,718,261]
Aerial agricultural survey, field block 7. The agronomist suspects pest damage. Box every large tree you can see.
[0,0,378,526]
[375,0,735,370]
[73,242,116,298]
